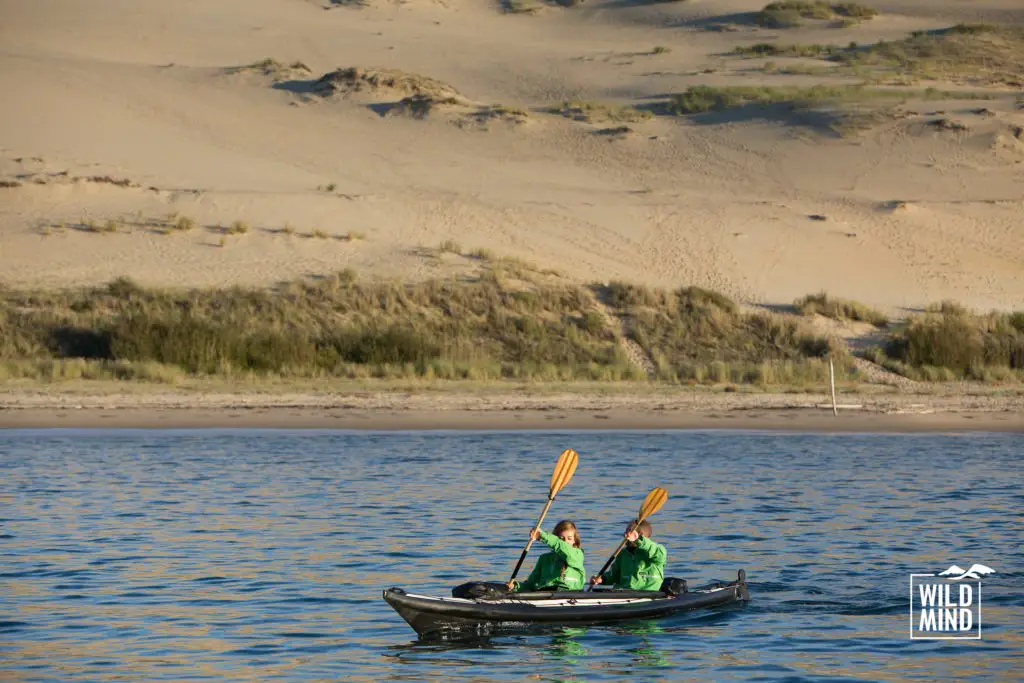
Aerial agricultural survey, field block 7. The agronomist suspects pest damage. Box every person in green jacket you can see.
[506,520,586,592]
[589,519,666,591]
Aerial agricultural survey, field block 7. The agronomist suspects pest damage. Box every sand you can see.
[1,385,1021,431]
[1,0,1022,315]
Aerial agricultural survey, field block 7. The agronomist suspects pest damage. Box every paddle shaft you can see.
[508,496,555,582]
[592,520,639,582]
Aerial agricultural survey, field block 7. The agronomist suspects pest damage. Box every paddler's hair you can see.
[633,520,652,538]
[553,519,582,549]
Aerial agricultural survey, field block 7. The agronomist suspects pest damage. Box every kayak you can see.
[383,569,749,638]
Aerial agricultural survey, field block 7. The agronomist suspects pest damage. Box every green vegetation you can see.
[664,84,983,116]
[795,292,888,326]
[554,100,653,124]
[756,1,877,28]
[665,85,889,114]
[863,306,1024,381]
[733,43,845,59]
[732,25,1024,86]
[835,25,1024,85]
[2,273,1018,385]
[604,283,847,383]
[0,273,842,385]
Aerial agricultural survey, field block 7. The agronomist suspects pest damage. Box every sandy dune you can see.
[1,0,1022,314]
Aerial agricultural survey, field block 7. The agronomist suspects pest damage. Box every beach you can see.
[2,385,1021,431]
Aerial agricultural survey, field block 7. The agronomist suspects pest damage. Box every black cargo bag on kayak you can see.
[452,581,513,599]
[660,577,688,596]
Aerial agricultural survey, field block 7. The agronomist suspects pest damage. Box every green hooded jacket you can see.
[600,535,666,591]
[512,530,586,592]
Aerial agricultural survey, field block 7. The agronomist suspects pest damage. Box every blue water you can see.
[1,429,1021,682]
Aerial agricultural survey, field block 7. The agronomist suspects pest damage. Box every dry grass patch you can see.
[226,58,312,83]
[311,67,464,101]
[739,26,1024,86]
[795,292,888,326]
[384,93,467,119]
[835,25,1024,86]
[459,104,531,128]
[501,0,544,13]
[756,1,877,28]
[553,100,653,124]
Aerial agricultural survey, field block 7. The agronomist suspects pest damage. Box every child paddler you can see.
[589,519,666,591]
[506,520,586,592]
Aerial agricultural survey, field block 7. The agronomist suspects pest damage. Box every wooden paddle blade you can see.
[548,448,579,497]
[638,487,668,522]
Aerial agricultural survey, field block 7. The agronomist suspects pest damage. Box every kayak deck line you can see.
[399,592,664,607]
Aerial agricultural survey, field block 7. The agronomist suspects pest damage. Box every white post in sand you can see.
[829,357,838,417]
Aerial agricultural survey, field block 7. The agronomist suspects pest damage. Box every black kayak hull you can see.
[384,570,749,638]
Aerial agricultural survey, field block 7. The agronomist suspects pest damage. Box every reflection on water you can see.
[1,429,1022,682]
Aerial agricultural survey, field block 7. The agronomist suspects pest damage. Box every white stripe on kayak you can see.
[399,586,731,607]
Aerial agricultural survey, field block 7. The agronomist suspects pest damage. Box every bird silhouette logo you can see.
[937,564,996,581]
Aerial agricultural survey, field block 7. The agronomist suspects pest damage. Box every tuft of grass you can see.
[733,42,843,58]
[228,220,250,235]
[502,0,543,14]
[312,228,330,239]
[103,220,120,233]
[282,223,296,236]
[439,239,462,254]
[554,100,653,124]
[470,248,495,261]
[663,84,978,116]
[175,216,197,232]
[756,2,877,27]
[652,46,671,55]
[795,292,888,326]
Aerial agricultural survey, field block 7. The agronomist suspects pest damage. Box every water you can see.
[1,429,1021,682]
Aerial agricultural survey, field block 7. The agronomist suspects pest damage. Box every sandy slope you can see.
[1,0,1022,314]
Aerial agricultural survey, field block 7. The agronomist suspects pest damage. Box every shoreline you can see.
[1,387,1021,432]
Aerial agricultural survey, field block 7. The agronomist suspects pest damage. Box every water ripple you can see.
[1,429,1021,682]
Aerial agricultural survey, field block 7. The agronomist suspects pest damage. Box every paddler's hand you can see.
[506,580,517,591]
[589,575,603,586]
[529,528,541,541]
[624,528,639,543]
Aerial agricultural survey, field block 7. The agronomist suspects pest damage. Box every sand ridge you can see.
[1,0,1022,314]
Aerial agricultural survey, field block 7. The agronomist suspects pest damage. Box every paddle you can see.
[588,487,669,591]
[508,448,579,584]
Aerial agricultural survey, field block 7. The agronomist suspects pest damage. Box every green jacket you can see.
[513,530,586,592]
[600,535,666,591]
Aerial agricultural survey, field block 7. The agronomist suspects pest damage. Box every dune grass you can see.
[554,100,653,124]
[664,85,893,115]
[835,24,1024,85]
[756,2,877,28]
[664,84,987,118]
[602,283,849,383]
[862,307,1024,381]
[795,292,888,327]
[734,25,1024,86]
[2,273,1019,385]
[0,273,845,386]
